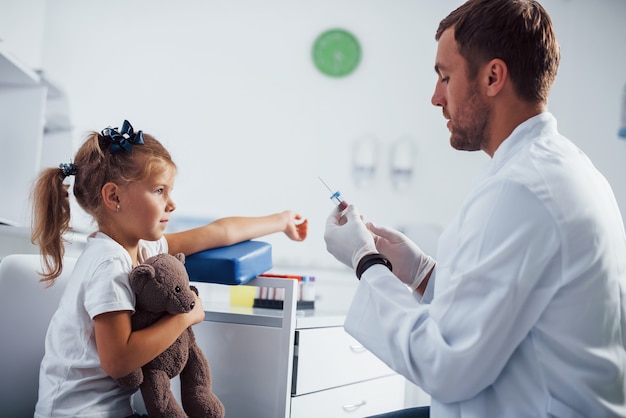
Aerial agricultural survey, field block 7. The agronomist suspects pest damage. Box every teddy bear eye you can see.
[175,286,181,293]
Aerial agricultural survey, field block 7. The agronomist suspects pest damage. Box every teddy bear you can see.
[117,252,225,418]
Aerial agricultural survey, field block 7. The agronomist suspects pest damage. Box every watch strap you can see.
[356,253,392,280]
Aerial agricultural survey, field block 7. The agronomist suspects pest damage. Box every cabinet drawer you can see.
[291,374,405,418]
[292,327,394,395]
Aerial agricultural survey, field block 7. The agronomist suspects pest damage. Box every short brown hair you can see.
[436,0,560,103]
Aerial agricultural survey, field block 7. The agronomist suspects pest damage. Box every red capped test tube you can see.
[330,190,348,211]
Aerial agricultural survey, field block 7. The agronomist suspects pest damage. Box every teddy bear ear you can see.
[175,253,185,265]
[129,264,156,293]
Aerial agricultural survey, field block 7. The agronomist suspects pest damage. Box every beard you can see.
[449,83,490,152]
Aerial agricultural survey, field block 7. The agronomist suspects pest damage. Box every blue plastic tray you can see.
[185,240,272,285]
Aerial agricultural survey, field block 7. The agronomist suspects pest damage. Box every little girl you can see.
[30,120,308,418]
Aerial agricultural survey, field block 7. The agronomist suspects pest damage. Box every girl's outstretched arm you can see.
[93,291,205,379]
[165,210,308,256]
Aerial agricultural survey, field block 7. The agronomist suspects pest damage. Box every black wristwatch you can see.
[356,253,392,280]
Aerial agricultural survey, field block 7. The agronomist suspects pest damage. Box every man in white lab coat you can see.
[324,0,626,417]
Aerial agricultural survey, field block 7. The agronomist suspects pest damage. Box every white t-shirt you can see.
[35,232,167,418]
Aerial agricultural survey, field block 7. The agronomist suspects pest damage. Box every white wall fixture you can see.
[389,136,417,191]
[351,135,379,188]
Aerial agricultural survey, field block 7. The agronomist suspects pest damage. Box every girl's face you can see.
[118,165,177,243]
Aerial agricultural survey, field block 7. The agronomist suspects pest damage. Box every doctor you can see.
[324,0,626,417]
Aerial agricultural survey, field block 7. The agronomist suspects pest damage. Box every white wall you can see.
[0,0,46,69]
[39,0,626,268]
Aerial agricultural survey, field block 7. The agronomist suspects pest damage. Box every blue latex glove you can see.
[367,222,436,290]
[324,205,377,270]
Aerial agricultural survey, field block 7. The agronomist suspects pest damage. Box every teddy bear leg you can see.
[180,344,225,418]
[140,368,187,418]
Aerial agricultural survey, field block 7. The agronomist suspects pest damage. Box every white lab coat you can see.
[345,113,626,417]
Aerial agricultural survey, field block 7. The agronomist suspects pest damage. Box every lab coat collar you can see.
[489,112,557,172]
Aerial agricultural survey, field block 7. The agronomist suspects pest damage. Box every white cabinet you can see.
[291,327,404,417]
[291,375,405,418]
[193,276,407,418]
[0,0,47,226]
[293,327,395,394]
[0,45,46,226]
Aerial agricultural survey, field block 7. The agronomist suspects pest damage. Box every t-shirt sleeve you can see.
[84,258,135,319]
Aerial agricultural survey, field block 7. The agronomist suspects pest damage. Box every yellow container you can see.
[230,285,256,308]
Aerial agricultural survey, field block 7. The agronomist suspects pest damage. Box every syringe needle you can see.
[318,176,348,211]
[318,176,333,193]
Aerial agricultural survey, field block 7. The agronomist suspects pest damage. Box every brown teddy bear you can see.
[117,253,225,418]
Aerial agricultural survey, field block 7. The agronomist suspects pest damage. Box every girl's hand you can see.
[283,211,308,241]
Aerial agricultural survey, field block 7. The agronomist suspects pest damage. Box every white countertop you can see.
[198,266,359,329]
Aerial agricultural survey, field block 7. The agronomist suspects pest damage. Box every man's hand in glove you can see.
[367,222,436,291]
[324,205,377,269]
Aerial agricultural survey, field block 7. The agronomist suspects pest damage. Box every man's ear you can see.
[484,58,507,97]
[101,182,120,213]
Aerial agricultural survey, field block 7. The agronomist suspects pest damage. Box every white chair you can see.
[0,254,76,417]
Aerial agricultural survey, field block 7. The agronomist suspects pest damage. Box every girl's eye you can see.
[441,76,449,84]
[155,188,164,195]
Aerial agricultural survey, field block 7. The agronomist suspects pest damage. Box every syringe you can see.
[318,177,349,211]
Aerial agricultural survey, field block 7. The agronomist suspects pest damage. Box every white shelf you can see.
[203,303,347,329]
[0,43,40,85]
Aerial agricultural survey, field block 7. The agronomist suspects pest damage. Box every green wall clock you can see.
[312,29,361,78]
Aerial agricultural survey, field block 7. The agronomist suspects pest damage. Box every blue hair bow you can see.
[59,162,77,178]
[101,120,145,154]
